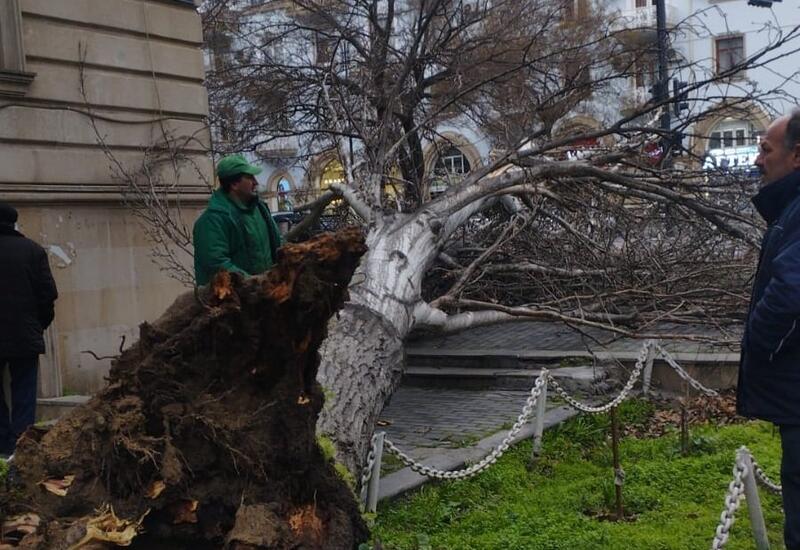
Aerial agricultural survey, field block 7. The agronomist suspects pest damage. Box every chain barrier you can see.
[711,457,747,549]
[371,339,728,481]
[654,344,719,397]
[382,373,547,480]
[752,456,783,495]
[359,433,379,503]
[547,340,651,414]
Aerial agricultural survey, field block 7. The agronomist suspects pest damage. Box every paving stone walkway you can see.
[379,387,558,450]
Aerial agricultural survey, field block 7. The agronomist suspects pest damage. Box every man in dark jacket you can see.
[193,154,283,286]
[738,110,800,549]
[0,202,58,458]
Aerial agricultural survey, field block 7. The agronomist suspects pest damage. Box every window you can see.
[435,147,471,176]
[321,160,345,188]
[0,0,34,97]
[716,35,744,74]
[431,146,471,195]
[315,33,335,66]
[277,178,293,211]
[635,0,656,7]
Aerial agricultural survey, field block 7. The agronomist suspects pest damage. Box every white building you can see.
[209,0,800,211]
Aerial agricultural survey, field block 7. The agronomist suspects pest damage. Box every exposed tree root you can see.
[0,228,369,550]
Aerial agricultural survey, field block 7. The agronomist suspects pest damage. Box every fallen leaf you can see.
[39,475,76,497]
[376,420,392,427]
[297,394,310,406]
[288,504,323,542]
[145,480,166,499]
[67,505,148,549]
[211,271,233,301]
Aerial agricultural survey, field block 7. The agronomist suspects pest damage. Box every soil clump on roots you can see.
[0,228,369,549]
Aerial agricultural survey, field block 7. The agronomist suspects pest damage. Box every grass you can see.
[372,400,785,550]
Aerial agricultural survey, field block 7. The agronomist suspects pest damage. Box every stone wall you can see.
[0,0,212,395]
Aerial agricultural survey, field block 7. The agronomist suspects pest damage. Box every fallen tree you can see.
[0,229,368,550]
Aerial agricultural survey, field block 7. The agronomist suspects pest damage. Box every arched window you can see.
[276,177,293,211]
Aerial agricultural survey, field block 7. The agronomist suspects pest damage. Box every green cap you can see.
[216,154,262,179]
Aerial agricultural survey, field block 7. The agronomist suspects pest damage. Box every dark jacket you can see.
[193,190,283,286]
[738,170,800,424]
[0,225,58,357]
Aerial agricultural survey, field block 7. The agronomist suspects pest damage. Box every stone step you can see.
[404,364,611,393]
[405,349,740,393]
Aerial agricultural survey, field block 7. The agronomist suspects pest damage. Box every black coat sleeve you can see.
[32,246,58,330]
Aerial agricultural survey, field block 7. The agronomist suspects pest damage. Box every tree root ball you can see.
[0,228,370,549]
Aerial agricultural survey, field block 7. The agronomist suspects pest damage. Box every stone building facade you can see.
[0,0,212,395]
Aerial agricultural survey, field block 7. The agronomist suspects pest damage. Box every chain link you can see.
[383,373,547,480]
[710,457,747,549]
[654,344,719,397]
[359,433,379,503]
[752,456,782,495]
[547,340,651,414]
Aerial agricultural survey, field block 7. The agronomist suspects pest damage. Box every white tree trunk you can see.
[317,213,439,476]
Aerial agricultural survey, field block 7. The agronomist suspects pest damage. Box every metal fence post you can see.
[366,432,385,514]
[738,448,770,550]
[531,380,547,460]
[642,340,656,395]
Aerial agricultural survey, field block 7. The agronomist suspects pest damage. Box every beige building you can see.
[0,0,212,395]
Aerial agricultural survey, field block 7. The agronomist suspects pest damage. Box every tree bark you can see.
[317,213,443,476]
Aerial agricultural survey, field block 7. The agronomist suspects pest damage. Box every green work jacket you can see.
[193,190,283,286]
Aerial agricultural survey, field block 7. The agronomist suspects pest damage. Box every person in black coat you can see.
[0,202,58,458]
[737,110,800,549]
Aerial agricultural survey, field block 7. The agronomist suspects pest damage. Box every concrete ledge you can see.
[378,405,577,502]
[407,347,740,364]
[36,395,91,422]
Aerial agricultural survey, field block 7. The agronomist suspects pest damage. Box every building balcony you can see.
[256,135,300,159]
[613,3,678,43]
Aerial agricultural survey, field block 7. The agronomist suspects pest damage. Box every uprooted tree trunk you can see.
[0,229,369,550]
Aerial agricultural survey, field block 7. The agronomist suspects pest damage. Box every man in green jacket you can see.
[193,154,283,286]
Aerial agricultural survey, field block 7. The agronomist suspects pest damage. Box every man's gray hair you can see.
[785,108,800,150]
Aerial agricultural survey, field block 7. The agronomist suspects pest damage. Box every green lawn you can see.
[372,401,786,550]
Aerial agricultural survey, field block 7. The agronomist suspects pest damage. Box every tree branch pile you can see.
[0,229,368,549]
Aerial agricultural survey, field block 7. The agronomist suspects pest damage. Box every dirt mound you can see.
[0,228,369,549]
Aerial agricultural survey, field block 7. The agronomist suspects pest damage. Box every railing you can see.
[615,2,678,31]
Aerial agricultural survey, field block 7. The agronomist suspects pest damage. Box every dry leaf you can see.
[297,394,310,406]
[39,475,76,497]
[376,420,392,427]
[288,504,323,541]
[67,505,148,549]
[211,271,233,301]
[145,480,165,499]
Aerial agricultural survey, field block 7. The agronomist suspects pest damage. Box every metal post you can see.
[655,0,672,166]
[738,448,770,549]
[610,406,624,521]
[366,432,385,514]
[531,381,548,460]
[642,340,656,395]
